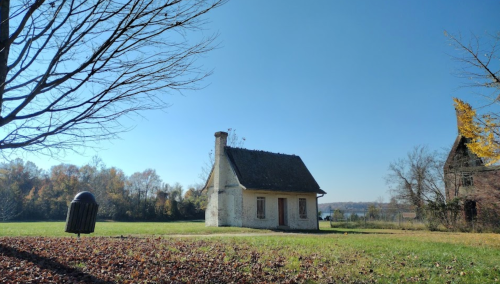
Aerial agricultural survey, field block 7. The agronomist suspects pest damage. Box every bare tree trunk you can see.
[0,0,10,109]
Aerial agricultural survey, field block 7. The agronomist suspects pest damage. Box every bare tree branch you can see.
[446,31,500,103]
[199,128,245,182]
[386,146,446,218]
[0,0,226,158]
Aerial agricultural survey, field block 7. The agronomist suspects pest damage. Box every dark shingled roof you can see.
[224,147,326,194]
[444,135,484,170]
[445,135,468,169]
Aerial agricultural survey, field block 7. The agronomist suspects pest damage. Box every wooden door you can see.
[278,198,285,226]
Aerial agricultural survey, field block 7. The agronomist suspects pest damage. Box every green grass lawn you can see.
[1,220,499,283]
[0,220,269,237]
[0,220,416,237]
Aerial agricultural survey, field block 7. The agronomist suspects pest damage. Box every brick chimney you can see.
[213,131,228,226]
[214,131,228,191]
[214,131,228,162]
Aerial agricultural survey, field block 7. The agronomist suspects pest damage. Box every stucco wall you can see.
[222,186,243,227]
[205,150,242,227]
[241,190,318,230]
[205,185,218,226]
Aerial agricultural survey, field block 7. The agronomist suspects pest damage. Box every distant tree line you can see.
[0,158,206,221]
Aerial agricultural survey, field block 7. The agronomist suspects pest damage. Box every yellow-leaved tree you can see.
[453,98,500,165]
[448,31,500,165]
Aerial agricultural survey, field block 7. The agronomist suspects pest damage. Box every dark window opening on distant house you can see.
[299,198,307,219]
[257,197,265,219]
[462,173,473,187]
[464,200,477,222]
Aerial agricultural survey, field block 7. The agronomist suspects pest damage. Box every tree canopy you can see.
[0,157,206,221]
[386,146,445,218]
[0,0,225,158]
[449,32,500,165]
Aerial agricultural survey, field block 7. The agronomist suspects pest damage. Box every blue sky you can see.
[15,1,500,203]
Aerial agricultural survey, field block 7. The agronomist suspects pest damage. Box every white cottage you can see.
[204,131,326,230]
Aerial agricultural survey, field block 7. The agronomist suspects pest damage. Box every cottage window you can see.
[299,198,307,219]
[257,197,265,219]
[462,173,473,187]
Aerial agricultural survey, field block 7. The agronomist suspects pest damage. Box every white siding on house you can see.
[206,164,320,230]
[241,190,317,230]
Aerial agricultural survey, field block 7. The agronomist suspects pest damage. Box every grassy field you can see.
[1,221,499,283]
[0,220,268,237]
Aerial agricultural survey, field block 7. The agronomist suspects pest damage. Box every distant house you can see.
[204,131,326,230]
[444,112,500,222]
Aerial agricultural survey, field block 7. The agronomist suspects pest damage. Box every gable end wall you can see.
[205,153,243,227]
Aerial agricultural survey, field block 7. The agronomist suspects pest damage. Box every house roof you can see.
[444,135,484,171]
[224,147,326,194]
[444,135,466,169]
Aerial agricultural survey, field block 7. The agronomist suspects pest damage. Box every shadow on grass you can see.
[0,243,112,283]
[270,228,395,235]
[96,219,206,223]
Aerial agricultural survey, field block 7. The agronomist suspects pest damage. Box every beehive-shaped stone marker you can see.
[65,191,99,237]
